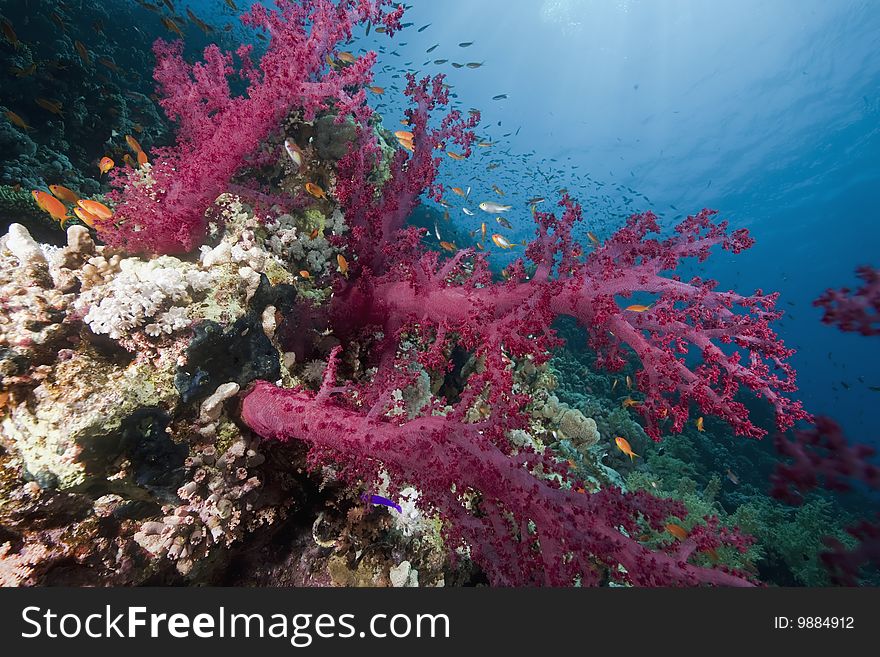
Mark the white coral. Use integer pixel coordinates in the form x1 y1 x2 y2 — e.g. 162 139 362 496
77 256 214 340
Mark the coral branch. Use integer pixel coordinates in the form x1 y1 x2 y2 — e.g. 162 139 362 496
241 381 754 586
771 417 880 505
102 0 403 253
814 266 880 336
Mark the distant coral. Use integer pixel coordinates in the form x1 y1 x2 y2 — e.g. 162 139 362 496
814 266 880 336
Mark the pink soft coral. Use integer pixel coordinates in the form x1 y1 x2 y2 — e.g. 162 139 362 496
241 65 807 584
101 0 403 253
814 266 880 336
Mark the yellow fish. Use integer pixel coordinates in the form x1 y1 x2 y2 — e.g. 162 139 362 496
614 436 640 461
447 151 465 160
367 86 384 95
337 254 349 276
299 270 311 279
439 241 457 252
337 51 357 64
137 149 149 167
696 416 705 432
625 304 652 313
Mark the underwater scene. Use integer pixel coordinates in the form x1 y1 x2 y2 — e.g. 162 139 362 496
0 0 878 587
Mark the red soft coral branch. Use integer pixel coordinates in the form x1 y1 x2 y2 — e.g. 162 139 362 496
102 0 402 253
328 198 808 440
336 72 479 273
771 417 880 505
814 266 880 336
241 381 755 586
771 417 880 584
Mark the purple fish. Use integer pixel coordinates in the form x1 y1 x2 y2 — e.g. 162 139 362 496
361 493 402 513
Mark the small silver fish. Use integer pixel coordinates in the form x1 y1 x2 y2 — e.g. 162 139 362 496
462 207 475 216
479 201 512 214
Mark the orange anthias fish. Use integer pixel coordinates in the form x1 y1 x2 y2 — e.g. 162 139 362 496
32 190 69 224
161 17 185 38
447 151 465 160
137 149 149 166
439 241 457 252
621 396 639 409
299 270 311 279
98 156 114 174
337 51 357 64
77 199 112 220
2 20 19 48
614 436 640 461
123 153 137 168
491 233 512 249
450 187 465 197
35 98 63 115
665 523 689 541
625 304 652 313
587 231 600 246
10 63 36 77
337 254 349 276
49 185 79 204
304 182 326 199
74 40 90 66
125 134 143 153
73 206 99 229
696 416 705 432
4 110 30 131
394 130 413 141
367 86 384 95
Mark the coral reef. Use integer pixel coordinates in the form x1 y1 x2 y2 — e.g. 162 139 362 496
2 0 859 590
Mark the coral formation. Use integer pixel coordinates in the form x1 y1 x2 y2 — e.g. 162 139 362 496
3 0 872 590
